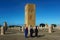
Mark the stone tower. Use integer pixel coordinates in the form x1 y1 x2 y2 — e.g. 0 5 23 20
25 4 35 27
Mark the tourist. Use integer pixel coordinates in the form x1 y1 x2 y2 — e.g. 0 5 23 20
30 26 34 37
24 27 28 38
35 26 38 37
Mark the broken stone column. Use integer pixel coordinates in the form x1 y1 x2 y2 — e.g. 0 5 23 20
1 26 5 35
37 26 39 31
45 24 48 28
48 25 52 33
45 24 48 32
4 22 8 31
51 25 54 30
41 26 42 29
19 27 20 31
22 26 24 32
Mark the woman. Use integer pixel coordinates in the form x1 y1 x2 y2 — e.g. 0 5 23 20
24 27 28 38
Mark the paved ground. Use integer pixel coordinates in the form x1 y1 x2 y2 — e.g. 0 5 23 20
0 29 60 40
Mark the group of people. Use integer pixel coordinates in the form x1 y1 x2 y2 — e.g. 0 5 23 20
24 26 38 38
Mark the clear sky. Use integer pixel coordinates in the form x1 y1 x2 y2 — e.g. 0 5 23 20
0 0 60 26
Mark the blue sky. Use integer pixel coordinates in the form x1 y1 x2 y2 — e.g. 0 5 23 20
0 0 60 25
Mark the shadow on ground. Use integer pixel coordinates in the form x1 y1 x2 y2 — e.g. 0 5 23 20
27 34 45 38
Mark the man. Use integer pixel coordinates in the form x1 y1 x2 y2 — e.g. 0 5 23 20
30 26 34 37
35 26 38 37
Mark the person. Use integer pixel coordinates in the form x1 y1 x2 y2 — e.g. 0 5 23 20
30 26 34 37
35 26 38 37
24 27 28 38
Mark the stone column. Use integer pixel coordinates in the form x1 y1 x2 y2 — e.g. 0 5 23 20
45 24 48 28
1 26 5 35
38 26 40 31
19 27 20 31
22 26 24 32
45 24 48 32
4 22 7 31
51 25 54 30
48 25 52 33
41 26 42 29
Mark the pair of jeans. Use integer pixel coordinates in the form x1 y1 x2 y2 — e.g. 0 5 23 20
25 32 28 38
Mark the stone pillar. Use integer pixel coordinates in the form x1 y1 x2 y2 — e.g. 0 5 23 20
41 26 42 28
38 26 40 31
45 24 48 28
22 26 24 32
51 25 54 30
1 26 5 35
48 25 52 33
4 22 7 31
45 24 48 32
19 27 20 31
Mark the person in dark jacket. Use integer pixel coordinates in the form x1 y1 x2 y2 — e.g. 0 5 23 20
30 27 34 37
24 27 28 38
35 26 38 37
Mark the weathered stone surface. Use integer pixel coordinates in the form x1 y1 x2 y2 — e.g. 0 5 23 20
25 4 35 27
45 24 48 28
4 22 8 31
21 26 24 32
48 25 53 33
1 27 5 35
